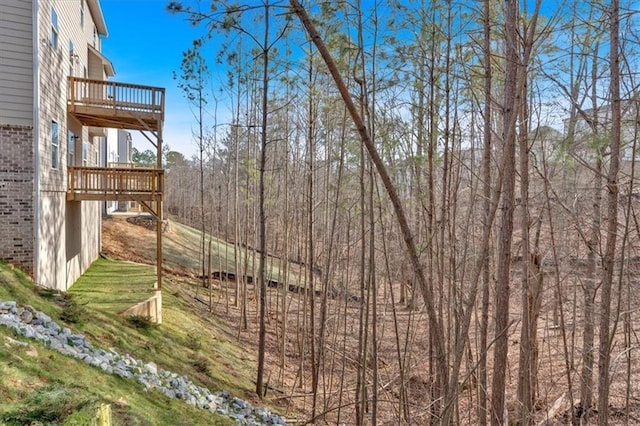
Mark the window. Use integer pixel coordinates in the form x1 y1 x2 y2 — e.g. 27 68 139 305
51 121 59 168
82 142 88 166
51 7 59 49
80 0 84 28
68 131 75 166
68 40 75 76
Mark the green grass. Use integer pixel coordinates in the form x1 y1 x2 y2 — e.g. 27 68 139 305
70 257 156 313
0 259 261 425
166 221 312 290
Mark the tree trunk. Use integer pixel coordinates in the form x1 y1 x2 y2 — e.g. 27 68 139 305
478 0 493 424
256 1 270 398
491 1 519 423
597 1 621 422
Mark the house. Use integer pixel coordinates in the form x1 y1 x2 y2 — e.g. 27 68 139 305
103 128 137 214
562 99 639 162
0 1 165 299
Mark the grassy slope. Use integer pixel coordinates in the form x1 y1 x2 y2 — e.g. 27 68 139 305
0 259 261 425
104 216 310 290
167 220 309 285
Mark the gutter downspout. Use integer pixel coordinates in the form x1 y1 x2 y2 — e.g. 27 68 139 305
32 0 40 283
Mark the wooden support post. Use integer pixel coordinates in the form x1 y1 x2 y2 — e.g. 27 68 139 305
155 121 163 292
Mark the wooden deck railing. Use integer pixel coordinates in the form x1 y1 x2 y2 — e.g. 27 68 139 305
108 162 148 169
67 166 164 201
68 77 165 119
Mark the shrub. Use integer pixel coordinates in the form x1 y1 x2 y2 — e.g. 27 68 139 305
185 329 202 351
60 295 86 324
191 355 210 375
126 315 155 330
1 384 93 424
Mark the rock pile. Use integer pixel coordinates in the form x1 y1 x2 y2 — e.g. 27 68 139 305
0 301 288 425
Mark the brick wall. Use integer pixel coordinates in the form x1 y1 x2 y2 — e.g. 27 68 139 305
0 125 34 274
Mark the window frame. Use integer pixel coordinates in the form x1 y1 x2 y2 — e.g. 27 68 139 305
51 7 59 49
67 131 76 167
80 0 85 28
68 40 75 76
51 121 59 169
82 141 88 166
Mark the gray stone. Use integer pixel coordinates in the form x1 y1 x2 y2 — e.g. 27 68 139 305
46 321 61 334
100 363 113 374
0 316 19 329
62 344 78 356
185 394 196 406
19 309 33 324
67 334 85 347
22 324 36 339
144 361 157 375
162 388 176 399
34 311 51 325
0 301 17 311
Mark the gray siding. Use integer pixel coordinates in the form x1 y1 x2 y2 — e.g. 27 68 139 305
0 1 34 126
1 0 111 290
35 0 104 289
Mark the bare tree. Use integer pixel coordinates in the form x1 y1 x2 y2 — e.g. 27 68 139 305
597 0 621 422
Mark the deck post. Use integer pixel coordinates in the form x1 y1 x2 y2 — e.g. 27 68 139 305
156 121 163 292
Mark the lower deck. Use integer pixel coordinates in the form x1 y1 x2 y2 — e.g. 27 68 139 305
67 166 164 202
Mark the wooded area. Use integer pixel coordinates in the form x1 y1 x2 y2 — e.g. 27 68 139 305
160 1 639 424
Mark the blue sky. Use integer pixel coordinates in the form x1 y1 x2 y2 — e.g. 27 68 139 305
100 0 210 159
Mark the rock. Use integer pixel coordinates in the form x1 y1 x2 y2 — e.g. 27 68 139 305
19 309 33 324
22 324 36 339
255 407 275 423
0 315 19 329
0 301 17 312
115 369 133 379
162 388 176 399
62 344 78 356
33 311 52 326
144 361 157 375
46 321 61 335
185 394 196 406
67 334 85 347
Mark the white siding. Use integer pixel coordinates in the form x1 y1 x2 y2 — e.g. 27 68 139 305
0 1 34 126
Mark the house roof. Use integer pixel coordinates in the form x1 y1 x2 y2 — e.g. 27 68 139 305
87 0 108 37
88 44 115 77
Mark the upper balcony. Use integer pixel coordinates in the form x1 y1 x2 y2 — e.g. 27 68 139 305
67 77 165 132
